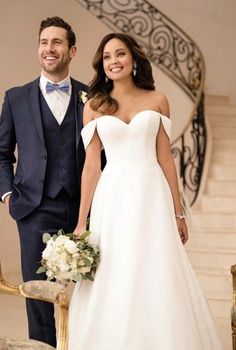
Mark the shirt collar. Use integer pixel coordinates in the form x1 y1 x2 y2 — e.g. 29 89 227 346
39 73 72 95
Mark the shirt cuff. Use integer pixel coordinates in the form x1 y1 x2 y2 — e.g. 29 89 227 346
2 192 12 202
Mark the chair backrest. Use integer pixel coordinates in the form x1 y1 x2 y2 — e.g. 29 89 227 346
0 260 69 350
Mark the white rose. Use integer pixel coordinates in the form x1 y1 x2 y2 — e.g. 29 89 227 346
55 235 67 246
60 251 68 262
56 271 70 281
42 239 55 259
71 260 78 269
46 270 54 279
59 261 70 272
79 266 91 274
64 239 78 254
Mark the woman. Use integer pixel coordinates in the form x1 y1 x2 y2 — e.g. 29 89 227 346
68 33 223 350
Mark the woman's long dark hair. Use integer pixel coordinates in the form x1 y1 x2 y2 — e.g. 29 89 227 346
89 33 155 114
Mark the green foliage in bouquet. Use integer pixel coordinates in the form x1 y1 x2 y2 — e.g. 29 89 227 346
37 229 100 284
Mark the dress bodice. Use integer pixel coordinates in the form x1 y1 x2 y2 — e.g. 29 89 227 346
81 110 171 166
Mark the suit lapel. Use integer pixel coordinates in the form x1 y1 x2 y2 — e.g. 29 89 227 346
71 78 85 149
27 78 46 148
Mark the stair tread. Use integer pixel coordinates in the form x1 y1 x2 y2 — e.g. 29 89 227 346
193 266 231 276
204 290 231 301
193 210 236 215
211 164 236 168
212 151 236 155
189 227 236 235
207 179 236 183
206 106 236 114
192 210 236 215
202 194 236 198
187 245 236 253
205 94 229 104
190 227 236 233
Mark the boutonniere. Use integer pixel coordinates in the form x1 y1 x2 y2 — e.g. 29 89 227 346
79 90 88 104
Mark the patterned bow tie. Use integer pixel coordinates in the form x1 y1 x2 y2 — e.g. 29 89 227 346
46 81 69 93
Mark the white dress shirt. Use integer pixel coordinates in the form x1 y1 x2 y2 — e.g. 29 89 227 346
1 74 72 202
39 73 72 125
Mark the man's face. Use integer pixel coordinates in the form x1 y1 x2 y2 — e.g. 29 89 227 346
38 26 76 78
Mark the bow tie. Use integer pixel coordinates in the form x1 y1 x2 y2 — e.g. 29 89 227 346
46 81 69 93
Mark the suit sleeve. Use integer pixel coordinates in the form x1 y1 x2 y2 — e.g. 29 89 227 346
0 91 16 201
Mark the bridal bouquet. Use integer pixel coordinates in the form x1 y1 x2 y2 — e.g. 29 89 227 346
37 229 100 284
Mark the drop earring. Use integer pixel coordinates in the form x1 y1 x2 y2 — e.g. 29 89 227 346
133 62 137 77
105 75 109 83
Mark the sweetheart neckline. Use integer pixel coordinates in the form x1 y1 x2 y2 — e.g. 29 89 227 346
81 110 172 148
86 110 170 127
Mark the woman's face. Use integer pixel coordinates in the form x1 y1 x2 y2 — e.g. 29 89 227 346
103 38 134 81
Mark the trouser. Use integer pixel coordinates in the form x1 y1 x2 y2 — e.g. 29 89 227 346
16 189 79 347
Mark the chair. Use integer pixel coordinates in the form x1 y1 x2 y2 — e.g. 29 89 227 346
0 260 69 350
231 265 236 350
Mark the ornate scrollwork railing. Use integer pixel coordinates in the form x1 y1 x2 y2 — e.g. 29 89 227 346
76 0 206 205
171 94 206 205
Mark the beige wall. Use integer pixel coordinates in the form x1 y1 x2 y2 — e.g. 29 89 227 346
0 0 234 274
151 0 236 102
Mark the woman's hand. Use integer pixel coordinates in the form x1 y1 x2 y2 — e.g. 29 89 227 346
176 218 188 244
4 194 11 210
73 224 86 239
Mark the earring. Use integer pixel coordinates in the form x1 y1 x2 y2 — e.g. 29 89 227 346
133 62 137 77
105 75 109 83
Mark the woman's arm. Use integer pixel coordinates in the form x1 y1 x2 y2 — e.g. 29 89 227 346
74 104 102 237
156 94 188 244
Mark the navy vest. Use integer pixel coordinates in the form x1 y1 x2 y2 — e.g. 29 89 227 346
40 92 79 198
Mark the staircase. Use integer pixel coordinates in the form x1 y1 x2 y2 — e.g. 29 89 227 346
187 95 236 350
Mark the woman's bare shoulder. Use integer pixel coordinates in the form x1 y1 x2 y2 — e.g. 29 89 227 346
83 99 100 125
145 90 170 117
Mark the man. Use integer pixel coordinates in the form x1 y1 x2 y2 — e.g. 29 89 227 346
0 17 87 347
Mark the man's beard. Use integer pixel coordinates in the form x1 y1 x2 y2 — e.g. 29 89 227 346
42 56 70 75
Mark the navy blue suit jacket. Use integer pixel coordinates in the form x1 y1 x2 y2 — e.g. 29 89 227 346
0 77 88 220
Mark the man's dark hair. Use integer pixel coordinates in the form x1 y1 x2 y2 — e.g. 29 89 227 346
39 16 76 48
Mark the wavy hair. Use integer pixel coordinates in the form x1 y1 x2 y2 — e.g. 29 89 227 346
89 33 155 114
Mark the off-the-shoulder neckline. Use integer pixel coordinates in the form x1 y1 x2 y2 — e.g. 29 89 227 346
83 110 170 127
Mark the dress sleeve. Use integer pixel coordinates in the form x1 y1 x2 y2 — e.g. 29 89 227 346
81 120 97 150
160 115 172 139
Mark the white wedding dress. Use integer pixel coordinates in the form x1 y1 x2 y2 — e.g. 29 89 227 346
68 110 223 350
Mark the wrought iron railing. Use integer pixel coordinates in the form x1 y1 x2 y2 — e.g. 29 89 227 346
76 0 206 205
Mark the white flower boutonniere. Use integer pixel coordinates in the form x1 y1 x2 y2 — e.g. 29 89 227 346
79 90 88 104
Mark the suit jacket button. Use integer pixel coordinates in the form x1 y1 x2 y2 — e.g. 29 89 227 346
39 179 44 185
42 155 47 160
